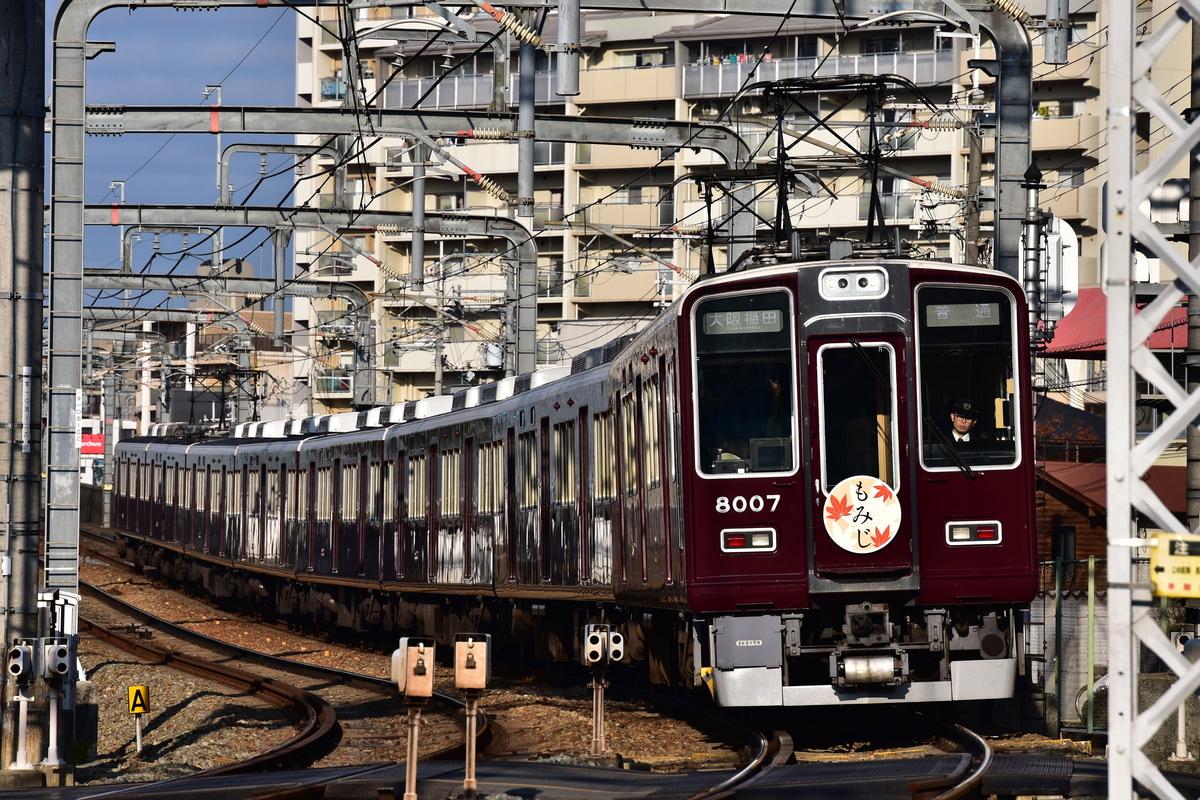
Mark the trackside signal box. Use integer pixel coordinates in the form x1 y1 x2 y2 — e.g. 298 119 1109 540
7 640 35 683
1151 534 1200 599
582 624 624 665
391 636 435 698
454 633 491 691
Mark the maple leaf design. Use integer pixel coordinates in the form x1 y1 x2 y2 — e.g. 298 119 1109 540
870 526 892 548
873 483 894 503
826 493 853 523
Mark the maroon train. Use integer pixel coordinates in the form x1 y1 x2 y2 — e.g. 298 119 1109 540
113 257 1037 706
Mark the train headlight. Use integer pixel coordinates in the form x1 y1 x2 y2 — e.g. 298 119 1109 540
945 521 1002 546
819 267 888 300
721 527 776 553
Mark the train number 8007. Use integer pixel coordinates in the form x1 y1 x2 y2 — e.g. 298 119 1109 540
715 495 781 513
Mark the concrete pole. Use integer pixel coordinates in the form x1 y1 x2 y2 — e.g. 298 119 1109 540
517 15 536 218
411 143 429 291
0 0 47 780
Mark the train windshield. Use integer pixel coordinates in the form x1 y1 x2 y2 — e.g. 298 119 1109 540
917 285 1019 469
693 291 796 475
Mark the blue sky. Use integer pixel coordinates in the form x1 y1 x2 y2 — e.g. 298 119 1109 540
50 3 299 276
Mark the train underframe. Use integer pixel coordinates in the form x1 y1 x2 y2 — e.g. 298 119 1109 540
698 601 1022 706
118 535 1021 706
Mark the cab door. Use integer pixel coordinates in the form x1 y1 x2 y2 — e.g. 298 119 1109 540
809 335 914 580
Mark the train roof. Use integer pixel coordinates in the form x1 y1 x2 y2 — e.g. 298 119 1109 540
140 333 638 445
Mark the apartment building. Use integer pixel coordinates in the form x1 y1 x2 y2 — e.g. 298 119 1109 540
292 3 1104 413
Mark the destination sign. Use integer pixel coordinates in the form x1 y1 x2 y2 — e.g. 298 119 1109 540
703 309 784 336
925 302 1001 328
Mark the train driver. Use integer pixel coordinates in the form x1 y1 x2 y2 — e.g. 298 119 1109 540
947 399 987 446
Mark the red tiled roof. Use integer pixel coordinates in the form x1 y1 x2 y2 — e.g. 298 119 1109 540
1043 287 1186 359
1040 460 1184 515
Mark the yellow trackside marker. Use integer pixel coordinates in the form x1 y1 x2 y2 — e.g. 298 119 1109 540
128 685 149 715
1151 534 1200 599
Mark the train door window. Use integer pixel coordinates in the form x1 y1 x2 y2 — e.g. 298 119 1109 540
693 290 796 475
228 467 240 518
316 467 331 523
266 467 281 561
593 410 616 501
248 466 260 524
553 420 576 506
643 375 662 488
198 467 210 520
916 285 1018 469
369 461 382 523
442 449 462 516
381 460 394 522
478 442 501 513
621 393 639 495
578 407 591 577
342 461 359 523
817 342 898 491
294 468 306 530
518 431 537 508
407 455 427 518
266 469 280 517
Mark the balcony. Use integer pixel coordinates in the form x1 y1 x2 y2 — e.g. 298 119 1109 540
1029 115 1101 154
576 65 676 104
1041 185 1100 225
683 51 956 99
383 71 562 111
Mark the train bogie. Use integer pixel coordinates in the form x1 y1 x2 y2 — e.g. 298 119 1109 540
113 258 1037 708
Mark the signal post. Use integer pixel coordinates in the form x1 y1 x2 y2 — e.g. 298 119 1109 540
583 624 624 757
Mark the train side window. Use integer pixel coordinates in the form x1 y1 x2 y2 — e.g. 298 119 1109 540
693 290 796 475
916 285 1019 469
817 342 898 490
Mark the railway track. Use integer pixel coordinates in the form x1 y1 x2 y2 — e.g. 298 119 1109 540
80 581 476 776
75 527 1009 799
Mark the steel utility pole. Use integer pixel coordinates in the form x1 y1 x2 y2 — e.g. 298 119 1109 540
0 0 48 785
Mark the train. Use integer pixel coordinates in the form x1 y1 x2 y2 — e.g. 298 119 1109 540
112 256 1038 707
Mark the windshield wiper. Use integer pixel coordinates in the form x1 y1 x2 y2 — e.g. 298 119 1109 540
923 415 975 479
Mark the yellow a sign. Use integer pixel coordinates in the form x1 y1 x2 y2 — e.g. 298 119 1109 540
128 685 149 715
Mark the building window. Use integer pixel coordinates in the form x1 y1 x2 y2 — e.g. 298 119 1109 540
614 49 666 68
612 186 643 205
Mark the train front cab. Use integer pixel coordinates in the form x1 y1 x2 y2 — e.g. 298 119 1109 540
683 261 1037 707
